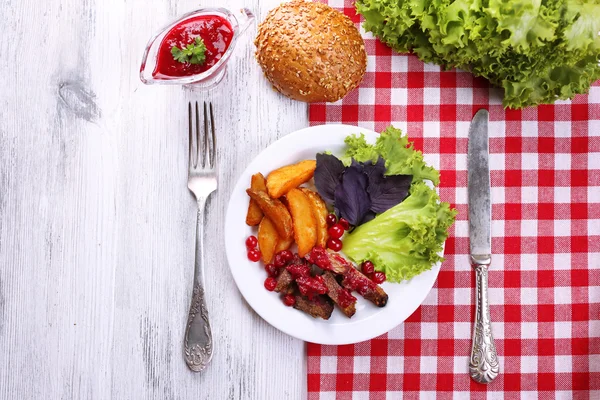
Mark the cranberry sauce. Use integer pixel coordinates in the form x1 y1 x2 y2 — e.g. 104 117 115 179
153 14 234 78
337 288 357 309
342 268 377 296
305 246 333 271
296 276 328 300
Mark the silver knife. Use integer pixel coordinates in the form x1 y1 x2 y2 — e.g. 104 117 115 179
467 109 500 384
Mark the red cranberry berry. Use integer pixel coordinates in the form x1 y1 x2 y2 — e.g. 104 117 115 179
245 235 258 249
372 271 386 284
328 224 344 239
326 213 337 227
265 264 279 277
264 277 277 291
247 249 261 262
283 294 296 307
361 260 375 275
274 253 286 268
326 238 343 252
279 250 294 263
338 218 350 231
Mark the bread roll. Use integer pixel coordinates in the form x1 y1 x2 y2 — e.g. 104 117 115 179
254 1 367 103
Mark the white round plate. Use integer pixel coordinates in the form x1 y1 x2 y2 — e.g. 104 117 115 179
224 124 442 345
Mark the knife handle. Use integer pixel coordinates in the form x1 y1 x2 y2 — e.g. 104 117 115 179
469 256 499 384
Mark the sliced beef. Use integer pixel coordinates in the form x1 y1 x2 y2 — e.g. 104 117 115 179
308 247 388 308
342 267 388 307
275 269 294 294
322 271 356 318
293 295 334 320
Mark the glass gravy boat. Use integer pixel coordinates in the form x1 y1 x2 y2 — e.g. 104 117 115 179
140 7 254 90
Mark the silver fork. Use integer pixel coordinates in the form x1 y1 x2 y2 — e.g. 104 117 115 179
184 101 217 372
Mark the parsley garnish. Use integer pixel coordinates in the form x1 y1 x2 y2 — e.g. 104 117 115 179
171 37 207 65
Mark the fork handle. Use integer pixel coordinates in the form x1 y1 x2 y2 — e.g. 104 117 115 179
469 256 499 384
184 199 213 372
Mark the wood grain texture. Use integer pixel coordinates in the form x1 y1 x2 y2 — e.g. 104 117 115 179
0 0 307 399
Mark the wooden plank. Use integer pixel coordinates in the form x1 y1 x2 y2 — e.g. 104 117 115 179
0 0 307 398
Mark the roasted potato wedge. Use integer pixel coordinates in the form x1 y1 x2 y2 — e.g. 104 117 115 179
246 173 267 226
286 188 317 257
246 189 293 240
258 217 279 263
274 235 294 253
266 160 317 198
301 188 329 248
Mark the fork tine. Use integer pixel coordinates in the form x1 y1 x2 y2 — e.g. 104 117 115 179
188 102 194 169
195 101 201 168
203 102 210 168
209 102 216 168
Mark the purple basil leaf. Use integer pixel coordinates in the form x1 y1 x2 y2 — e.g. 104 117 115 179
362 157 386 183
368 173 412 213
361 211 377 224
315 153 345 204
334 164 371 225
347 210 375 233
350 158 364 170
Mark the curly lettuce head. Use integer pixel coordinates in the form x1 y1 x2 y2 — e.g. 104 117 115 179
356 0 600 108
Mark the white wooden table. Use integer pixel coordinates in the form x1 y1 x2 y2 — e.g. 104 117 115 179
0 1 307 398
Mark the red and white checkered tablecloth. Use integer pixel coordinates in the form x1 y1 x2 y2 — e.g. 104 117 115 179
307 1 600 398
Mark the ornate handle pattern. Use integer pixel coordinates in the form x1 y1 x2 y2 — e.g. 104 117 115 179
469 256 499 384
184 201 213 372
184 283 213 372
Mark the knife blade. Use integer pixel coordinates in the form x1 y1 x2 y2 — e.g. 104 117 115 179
468 109 491 258
467 108 499 384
